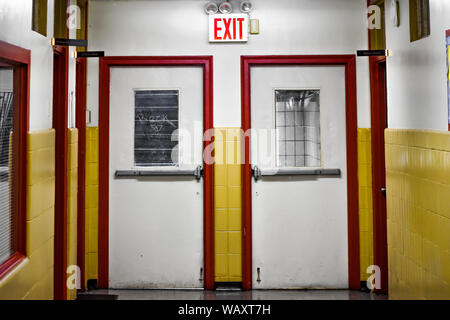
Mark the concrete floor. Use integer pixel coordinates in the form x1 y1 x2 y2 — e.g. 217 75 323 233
81 289 388 300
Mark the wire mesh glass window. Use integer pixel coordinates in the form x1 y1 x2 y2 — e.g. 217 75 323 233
275 89 321 167
0 67 15 265
134 90 179 167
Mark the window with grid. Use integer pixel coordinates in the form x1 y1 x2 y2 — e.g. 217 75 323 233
0 68 15 265
275 89 321 167
134 90 179 167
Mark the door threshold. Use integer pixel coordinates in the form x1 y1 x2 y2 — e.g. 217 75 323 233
214 282 242 291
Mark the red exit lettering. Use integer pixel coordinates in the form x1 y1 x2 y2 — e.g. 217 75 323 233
214 17 245 41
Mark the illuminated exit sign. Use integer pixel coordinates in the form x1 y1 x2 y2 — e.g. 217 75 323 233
209 14 249 42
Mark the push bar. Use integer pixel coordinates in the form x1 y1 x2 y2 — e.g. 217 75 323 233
115 165 203 180
252 166 341 181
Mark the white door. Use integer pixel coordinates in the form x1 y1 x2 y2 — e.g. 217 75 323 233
251 66 349 289
109 66 204 289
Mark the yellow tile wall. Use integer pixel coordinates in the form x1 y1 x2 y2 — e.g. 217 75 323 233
85 127 99 285
385 129 450 299
0 129 55 300
214 128 242 282
358 129 374 282
67 129 78 300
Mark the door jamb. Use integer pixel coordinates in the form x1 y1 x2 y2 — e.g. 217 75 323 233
369 55 388 294
75 57 87 291
240 55 360 290
53 45 69 300
97 56 215 289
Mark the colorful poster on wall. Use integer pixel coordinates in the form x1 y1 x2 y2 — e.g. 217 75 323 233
447 30 450 129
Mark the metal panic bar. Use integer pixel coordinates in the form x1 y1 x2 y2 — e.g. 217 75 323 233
115 166 203 180
252 166 341 181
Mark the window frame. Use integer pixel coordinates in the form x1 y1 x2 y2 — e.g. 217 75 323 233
0 40 30 280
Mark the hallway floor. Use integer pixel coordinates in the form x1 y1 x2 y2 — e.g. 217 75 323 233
80 289 388 300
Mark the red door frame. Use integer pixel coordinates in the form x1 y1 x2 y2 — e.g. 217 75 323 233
97 56 214 289
0 40 30 280
53 45 69 300
75 57 87 291
369 56 388 294
240 55 360 290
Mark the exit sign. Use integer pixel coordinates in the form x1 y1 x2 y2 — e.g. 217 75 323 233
209 14 248 42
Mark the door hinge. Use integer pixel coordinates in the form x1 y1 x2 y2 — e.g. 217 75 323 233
199 267 203 282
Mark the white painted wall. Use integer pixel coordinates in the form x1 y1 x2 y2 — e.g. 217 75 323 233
87 0 372 128
385 0 450 130
0 0 78 131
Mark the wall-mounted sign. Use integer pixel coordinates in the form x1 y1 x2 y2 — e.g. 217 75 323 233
357 50 389 57
76 51 105 58
51 38 88 47
209 14 248 42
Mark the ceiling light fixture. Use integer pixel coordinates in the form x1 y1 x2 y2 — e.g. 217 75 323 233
219 1 233 14
240 1 253 13
204 1 219 15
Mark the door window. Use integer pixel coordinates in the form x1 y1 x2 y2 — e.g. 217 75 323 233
275 89 321 167
134 90 179 167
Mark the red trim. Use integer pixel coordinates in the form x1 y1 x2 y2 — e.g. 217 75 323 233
0 40 30 280
370 56 389 294
75 0 88 291
13 55 30 257
54 3 70 295
98 56 214 290
76 58 87 291
53 46 69 300
0 41 31 65
0 253 26 280
240 55 360 290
